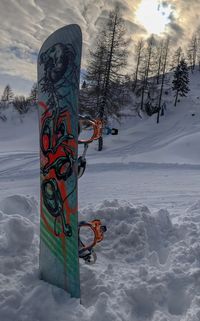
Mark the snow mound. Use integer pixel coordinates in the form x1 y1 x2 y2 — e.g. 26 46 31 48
0 213 34 255
5 214 34 251
80 200 200 320
0 194 38 220
0 198 200 320
80 200 175 264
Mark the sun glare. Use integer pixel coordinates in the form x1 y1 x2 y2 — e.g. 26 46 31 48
135 0 172 35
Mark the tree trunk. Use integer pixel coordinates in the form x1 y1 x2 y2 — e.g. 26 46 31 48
99 13 117 120
157 38 169 123
98 136 103 151
156 42 163 84
174 90 178 106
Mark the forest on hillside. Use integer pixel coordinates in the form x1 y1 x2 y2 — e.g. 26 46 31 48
1 6 199 124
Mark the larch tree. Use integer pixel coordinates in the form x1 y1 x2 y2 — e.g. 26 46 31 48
85 6 129 121
157 37 170 124
155 40 164 84
171 47 183 70
82 38 107 116
187 33 198 72
138 35 155 112
132 39 144 91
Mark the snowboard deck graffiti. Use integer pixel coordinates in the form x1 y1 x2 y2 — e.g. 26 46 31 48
37 25 82 298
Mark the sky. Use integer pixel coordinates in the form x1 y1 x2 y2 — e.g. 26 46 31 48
0 0 199 96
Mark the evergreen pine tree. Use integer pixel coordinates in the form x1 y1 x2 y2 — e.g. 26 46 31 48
81 80 87 89
172 58 190 106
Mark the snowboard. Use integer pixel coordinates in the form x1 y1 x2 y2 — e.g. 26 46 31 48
37 24 82 298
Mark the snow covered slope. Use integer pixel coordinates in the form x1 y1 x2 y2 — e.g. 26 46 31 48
1 71 200 321
88 72 200 166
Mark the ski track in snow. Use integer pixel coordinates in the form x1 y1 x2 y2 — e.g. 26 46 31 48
0 152 39 179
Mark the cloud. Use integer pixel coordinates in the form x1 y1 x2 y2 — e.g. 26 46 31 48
0 0 199 95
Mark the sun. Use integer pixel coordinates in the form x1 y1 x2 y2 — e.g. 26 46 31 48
135 0 172 35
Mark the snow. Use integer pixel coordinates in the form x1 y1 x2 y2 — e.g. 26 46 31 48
1 72 200 320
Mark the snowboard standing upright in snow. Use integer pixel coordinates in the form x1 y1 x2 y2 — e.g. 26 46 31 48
37 25 82 298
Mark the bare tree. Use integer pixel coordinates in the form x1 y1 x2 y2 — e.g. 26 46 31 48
157 37 170 124
99 6 129 120
187 33 198 72
138 35 155 112
155 40 164 84
13 96 30 114
144 35 155 86
84 6 130 150
28 83 38 105
132 39 144 91
82 39 107 115
171 46 183 70
195 27 200 71
85 6 129 121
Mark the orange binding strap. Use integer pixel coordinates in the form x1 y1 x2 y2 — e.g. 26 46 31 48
78 119 103 144
78 219 106 254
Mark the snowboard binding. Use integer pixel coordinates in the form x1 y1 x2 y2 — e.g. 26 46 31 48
78 220 107 264
78 116 106 263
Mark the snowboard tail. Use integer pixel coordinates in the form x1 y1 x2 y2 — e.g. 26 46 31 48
38 25 82 298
